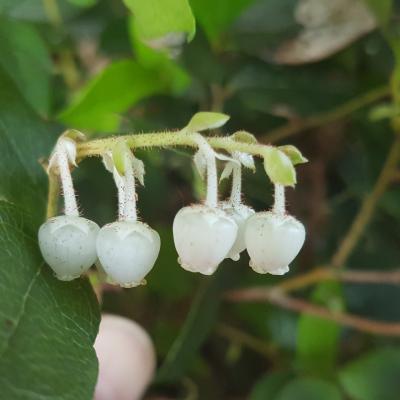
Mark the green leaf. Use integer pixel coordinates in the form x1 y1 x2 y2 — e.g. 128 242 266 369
112 141 131 176
339 348 400 400
128 15 191 93
0 67 100 399
296 282 343 376
250 372 292 400
0 18 51 116
185 111 230 132
67 0 97 7
59 60 168 132
364 0 392 26
263 147 296 186
190 0 256 42
231 130 258 144
123 0 195 49
156 269 228 382
278 145 308 165
275 378 343 400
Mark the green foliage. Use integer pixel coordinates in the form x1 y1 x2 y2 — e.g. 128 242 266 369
59 60 170 132
339 348 400 400
275 378 343 400
123 0 195 47
190 0 255 42
185 111 230 132
0 18 51 116
67 0 97 7
0 67 100 399
364 0 393 26
231 130 258 144
1 0 400 398
278 145 308 165
250 372 293 399
263 147 296 186
296 282 343 376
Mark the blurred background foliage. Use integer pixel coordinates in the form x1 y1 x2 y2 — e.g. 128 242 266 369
1 0 400 398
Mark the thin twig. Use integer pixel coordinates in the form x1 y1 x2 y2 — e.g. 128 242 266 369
226 267 400 297
263 85 390 143
331 137 400 268
216 323 279 360
225 289 400 337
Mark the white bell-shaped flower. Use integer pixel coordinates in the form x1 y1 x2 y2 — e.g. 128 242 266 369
221 202 255 261
245 211 305 275
96 221 160 288
38 216 100 281
173 205 238 275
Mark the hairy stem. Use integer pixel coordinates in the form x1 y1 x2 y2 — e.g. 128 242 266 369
123 153 137 222
229 163 242 207
77 133 272 160
273 184 285 216
57 148 79 217
192 134 218 208
113 168 125 221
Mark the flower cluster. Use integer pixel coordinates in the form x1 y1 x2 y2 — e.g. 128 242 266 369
38 113 306 287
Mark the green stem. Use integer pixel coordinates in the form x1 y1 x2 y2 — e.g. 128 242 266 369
77 132 272 160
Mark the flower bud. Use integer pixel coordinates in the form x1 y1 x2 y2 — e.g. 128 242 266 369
245 211 305 275
38 216 99 280
173 205 238 275
96 221 160 287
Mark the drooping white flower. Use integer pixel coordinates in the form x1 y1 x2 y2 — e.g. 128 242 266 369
245 211 305 275
96 221 160 288
38 216 100 281
173 205 238 275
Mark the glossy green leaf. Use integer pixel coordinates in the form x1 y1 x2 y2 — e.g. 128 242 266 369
250 372 292 400
0 18 51 116
123 0 195 49
190 0 255 41
185 111 230 132
59 60 168 132
278 145 308 165
339 348 400 400
67 0 97 7
263 147 296 186
275 378 343 400
296 282 342 376
0 67 100 399
128 16 191 93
